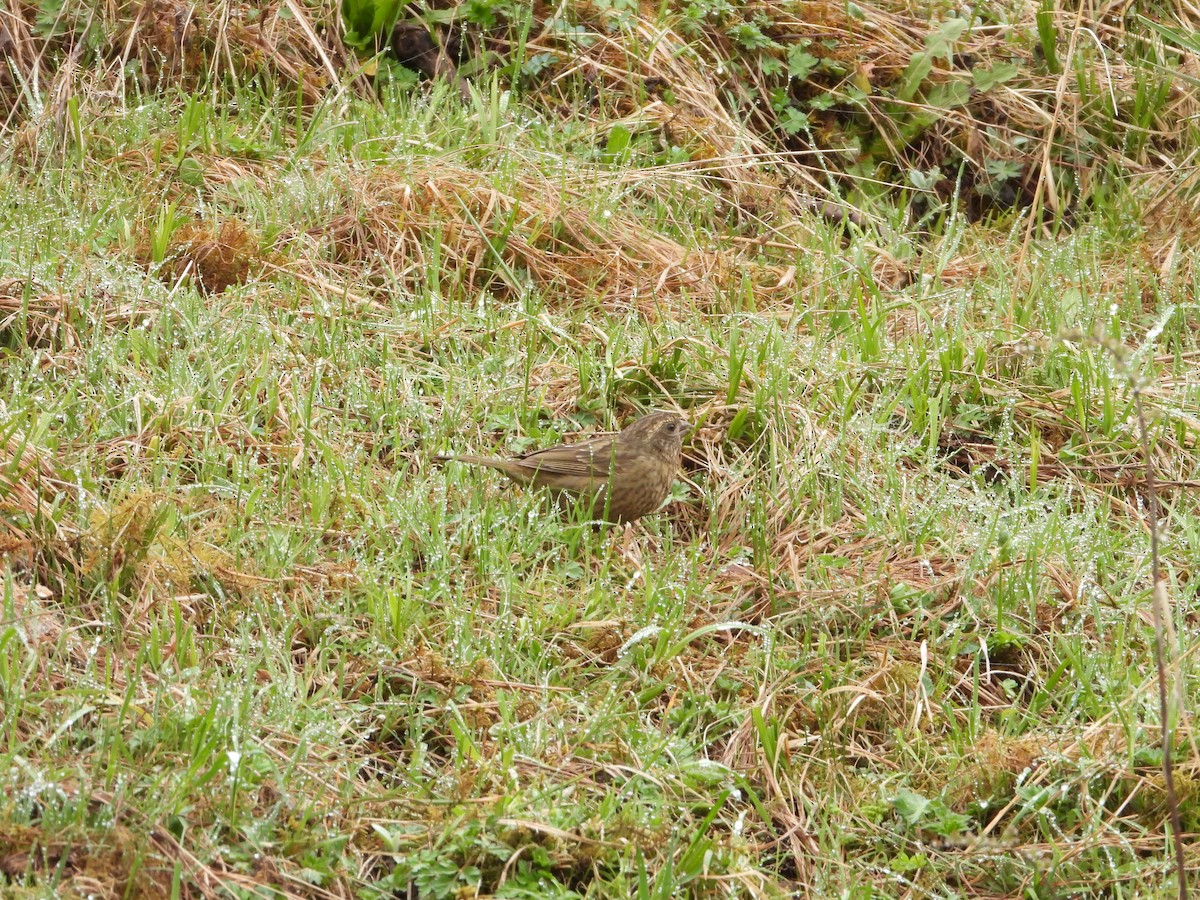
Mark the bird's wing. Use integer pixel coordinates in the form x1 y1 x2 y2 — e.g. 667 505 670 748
515 436 617 478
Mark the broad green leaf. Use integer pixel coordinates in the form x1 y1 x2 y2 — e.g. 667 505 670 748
787 46 818 79
926 17 969 58
893 788 931 824
972 61 1019 91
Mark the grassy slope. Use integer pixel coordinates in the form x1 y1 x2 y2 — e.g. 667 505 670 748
1 15 1199 900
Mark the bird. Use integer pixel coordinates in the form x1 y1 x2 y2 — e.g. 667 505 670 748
436 411 691 523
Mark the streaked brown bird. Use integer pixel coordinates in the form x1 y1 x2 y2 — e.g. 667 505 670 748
437 411 691 523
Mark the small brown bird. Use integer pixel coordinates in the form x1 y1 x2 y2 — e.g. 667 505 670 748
437 411 691 523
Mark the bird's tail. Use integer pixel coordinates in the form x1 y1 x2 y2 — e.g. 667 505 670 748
435 454 506 470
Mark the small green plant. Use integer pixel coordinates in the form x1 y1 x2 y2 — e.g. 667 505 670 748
342 0 407 52
892 788 972 837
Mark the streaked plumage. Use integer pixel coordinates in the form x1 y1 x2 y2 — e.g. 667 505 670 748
437 411 690 522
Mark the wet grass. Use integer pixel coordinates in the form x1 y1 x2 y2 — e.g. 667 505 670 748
0 37 1197 900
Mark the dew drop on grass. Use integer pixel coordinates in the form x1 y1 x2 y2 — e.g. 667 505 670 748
733 806 747 835
619 625 661 657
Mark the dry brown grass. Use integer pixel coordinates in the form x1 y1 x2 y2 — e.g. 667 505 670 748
0 430 65 542
138 218 265 294
0 279 78 351
10 0 1194 225
281 162 789 314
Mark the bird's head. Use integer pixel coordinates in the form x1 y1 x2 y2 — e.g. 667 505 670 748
620 411 692 457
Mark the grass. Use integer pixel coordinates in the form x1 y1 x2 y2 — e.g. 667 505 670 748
1 3 1199 897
